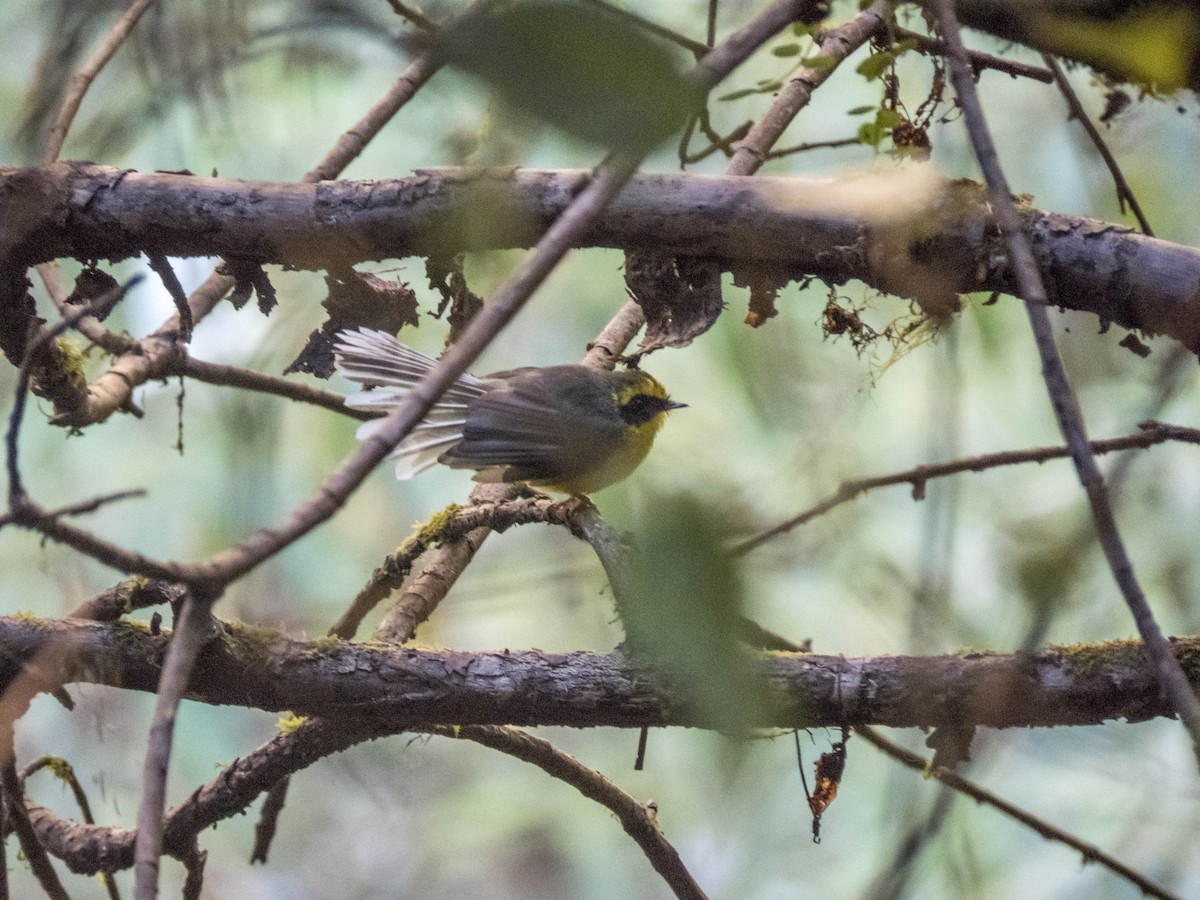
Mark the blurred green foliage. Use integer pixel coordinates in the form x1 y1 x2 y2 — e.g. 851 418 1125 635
1029 1 1200 91
3 0 1200 897
623 492 766 736
421 1 697 150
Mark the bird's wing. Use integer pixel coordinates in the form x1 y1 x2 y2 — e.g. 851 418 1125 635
335 328 487 406
439 367 623 481
333 328 488 479
354 417 468 478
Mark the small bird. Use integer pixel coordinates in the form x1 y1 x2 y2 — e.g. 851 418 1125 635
334 328 684 495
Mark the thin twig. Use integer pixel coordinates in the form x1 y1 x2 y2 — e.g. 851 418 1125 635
577 0 711 55
7 496 195 581
561 499 634 605
37 264 133 355
765 135 860 158
303 33 447 183
20 758 95 822
584 300 647 369
692 0 826 90
146 253 193 343
69 578 185 622
930 0 1200 764
727 0 889 176
856 726 1181 900
7 279 137 506
439 725 709 900
181 356 371 419
0 489 144 531
2 757 69 899
133 590 214 900
249 778 289 864
386 0 437 31
40 0 159 164
35 0 159 346
180 845 207 900
1042 54 1153 235
734 421 1200 555
21 756 121 899
682 117 752 163
63 40 450 429
894 26 1053 83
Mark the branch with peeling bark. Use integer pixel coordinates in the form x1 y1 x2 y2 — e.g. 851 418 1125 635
1 615 1193 729
5 165 1198 375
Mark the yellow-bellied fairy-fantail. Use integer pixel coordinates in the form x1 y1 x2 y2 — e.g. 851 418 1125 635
335 328 684 495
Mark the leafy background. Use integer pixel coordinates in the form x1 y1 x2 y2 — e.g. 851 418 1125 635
3 0 1200 896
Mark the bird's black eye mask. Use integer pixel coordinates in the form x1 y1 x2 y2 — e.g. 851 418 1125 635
619 393 681 426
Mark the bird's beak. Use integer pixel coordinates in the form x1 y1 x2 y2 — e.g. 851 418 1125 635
666 400 687 410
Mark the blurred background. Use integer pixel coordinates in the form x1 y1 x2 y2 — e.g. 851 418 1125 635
3 0 1200 896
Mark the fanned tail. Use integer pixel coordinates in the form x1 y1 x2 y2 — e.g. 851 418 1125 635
333 328 487 479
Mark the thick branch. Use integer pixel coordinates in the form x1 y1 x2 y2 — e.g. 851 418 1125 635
0 616 1193 729
6 164 1199 351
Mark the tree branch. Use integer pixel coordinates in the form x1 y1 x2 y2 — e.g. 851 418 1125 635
2 615 1195 730
437 725 708 900
2 757 69 899
8 165 1199 354
19 42 451 430
180 355 371 419
932 0 1200 765
1043 53 1153 235
332 494 596 640
894 25 1053 83
134 590 214 900
28 712 709 900
25 715 396 875
20 756 121 900
733 421 1200 555
856 726 1181 900
727 0 889 175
